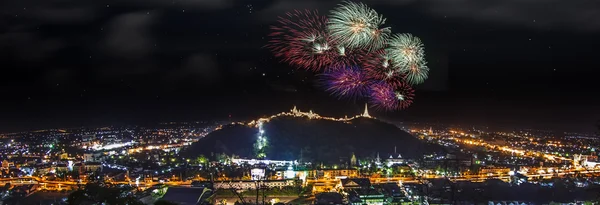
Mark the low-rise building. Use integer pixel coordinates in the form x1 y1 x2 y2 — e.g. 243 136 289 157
54 164 68 172
480 166 510 176
315 192 345 205
213 179 294 190
1 160 14 170
347 188 385 205
386 154 405 167
339 178 371 190
72 162 101 174
309 169 359 180
35 164 52 176
83 152 104 162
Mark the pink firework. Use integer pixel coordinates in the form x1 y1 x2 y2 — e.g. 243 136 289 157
321 66 371 100
369 81 415 111
328 46 367 70
361 49 402 83
267 10 336 71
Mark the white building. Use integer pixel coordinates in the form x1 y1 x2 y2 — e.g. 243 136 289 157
230 158 297 166
84 152 104 162
386 154 405 167
213 180 295 190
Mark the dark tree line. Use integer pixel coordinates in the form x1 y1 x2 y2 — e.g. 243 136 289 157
67 183 143 205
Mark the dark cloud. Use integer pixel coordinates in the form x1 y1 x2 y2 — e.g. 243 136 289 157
94 61 160 77
0 32 64 62
257 0 600 31
268 82 298 93
33 7 97 24
180 53 221 84
1 0 234 27
126 0 234 10
102 12 157 59
257 0 335 21
421 0 600 31
364 0 600 31
0 0 98 25
44 69 72 84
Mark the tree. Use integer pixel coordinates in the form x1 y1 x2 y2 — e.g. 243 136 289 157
67 183 144 205
253 136 269 159
196 155 208 166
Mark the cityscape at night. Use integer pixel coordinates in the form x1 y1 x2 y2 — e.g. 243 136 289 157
1 0 600 204
1 106 600 204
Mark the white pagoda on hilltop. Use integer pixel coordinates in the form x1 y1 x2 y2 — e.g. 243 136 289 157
362 103 371 118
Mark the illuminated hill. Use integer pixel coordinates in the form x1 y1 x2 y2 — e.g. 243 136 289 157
182 107 444 163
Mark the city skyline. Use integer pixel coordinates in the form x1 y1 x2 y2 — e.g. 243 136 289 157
1 103 600 204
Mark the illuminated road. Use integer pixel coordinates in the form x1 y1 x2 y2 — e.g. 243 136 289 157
1 169 599 190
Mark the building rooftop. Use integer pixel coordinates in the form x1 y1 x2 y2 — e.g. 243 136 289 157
341 178 371 189
161 187 209 205
315 192 343 205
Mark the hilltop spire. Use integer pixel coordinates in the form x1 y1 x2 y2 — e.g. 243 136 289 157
362 103 370 118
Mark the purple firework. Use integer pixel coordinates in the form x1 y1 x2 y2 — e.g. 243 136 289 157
369 81 415 111
321 66 371 100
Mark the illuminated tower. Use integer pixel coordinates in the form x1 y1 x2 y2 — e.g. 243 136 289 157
350 153 357 167
254 121 268 159
362 103 371 118
428 127 433 135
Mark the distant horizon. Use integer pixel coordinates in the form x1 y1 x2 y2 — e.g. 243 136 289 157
1 103 596 136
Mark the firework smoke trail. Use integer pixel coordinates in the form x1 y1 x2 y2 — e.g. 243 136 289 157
321 66 371 100
267 10 335 71
328 1 390 50
369 81 415 111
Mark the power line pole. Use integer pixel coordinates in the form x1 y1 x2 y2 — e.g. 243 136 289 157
262 180 267 205
255 177 260 205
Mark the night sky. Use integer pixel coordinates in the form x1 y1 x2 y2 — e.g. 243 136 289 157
1 0 599 132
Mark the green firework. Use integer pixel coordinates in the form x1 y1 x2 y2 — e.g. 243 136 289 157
399 61 429 85
328 1 390 50
386 33 426 67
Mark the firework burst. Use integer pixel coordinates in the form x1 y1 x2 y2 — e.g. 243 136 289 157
265 4 432 112
267 10 335 71
386 33 429 84
369 81 414 111
386 33 425 67
361 49 401 82
328 1 390 50
328 46 366 70
400 61 429 85
321 66 371 99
